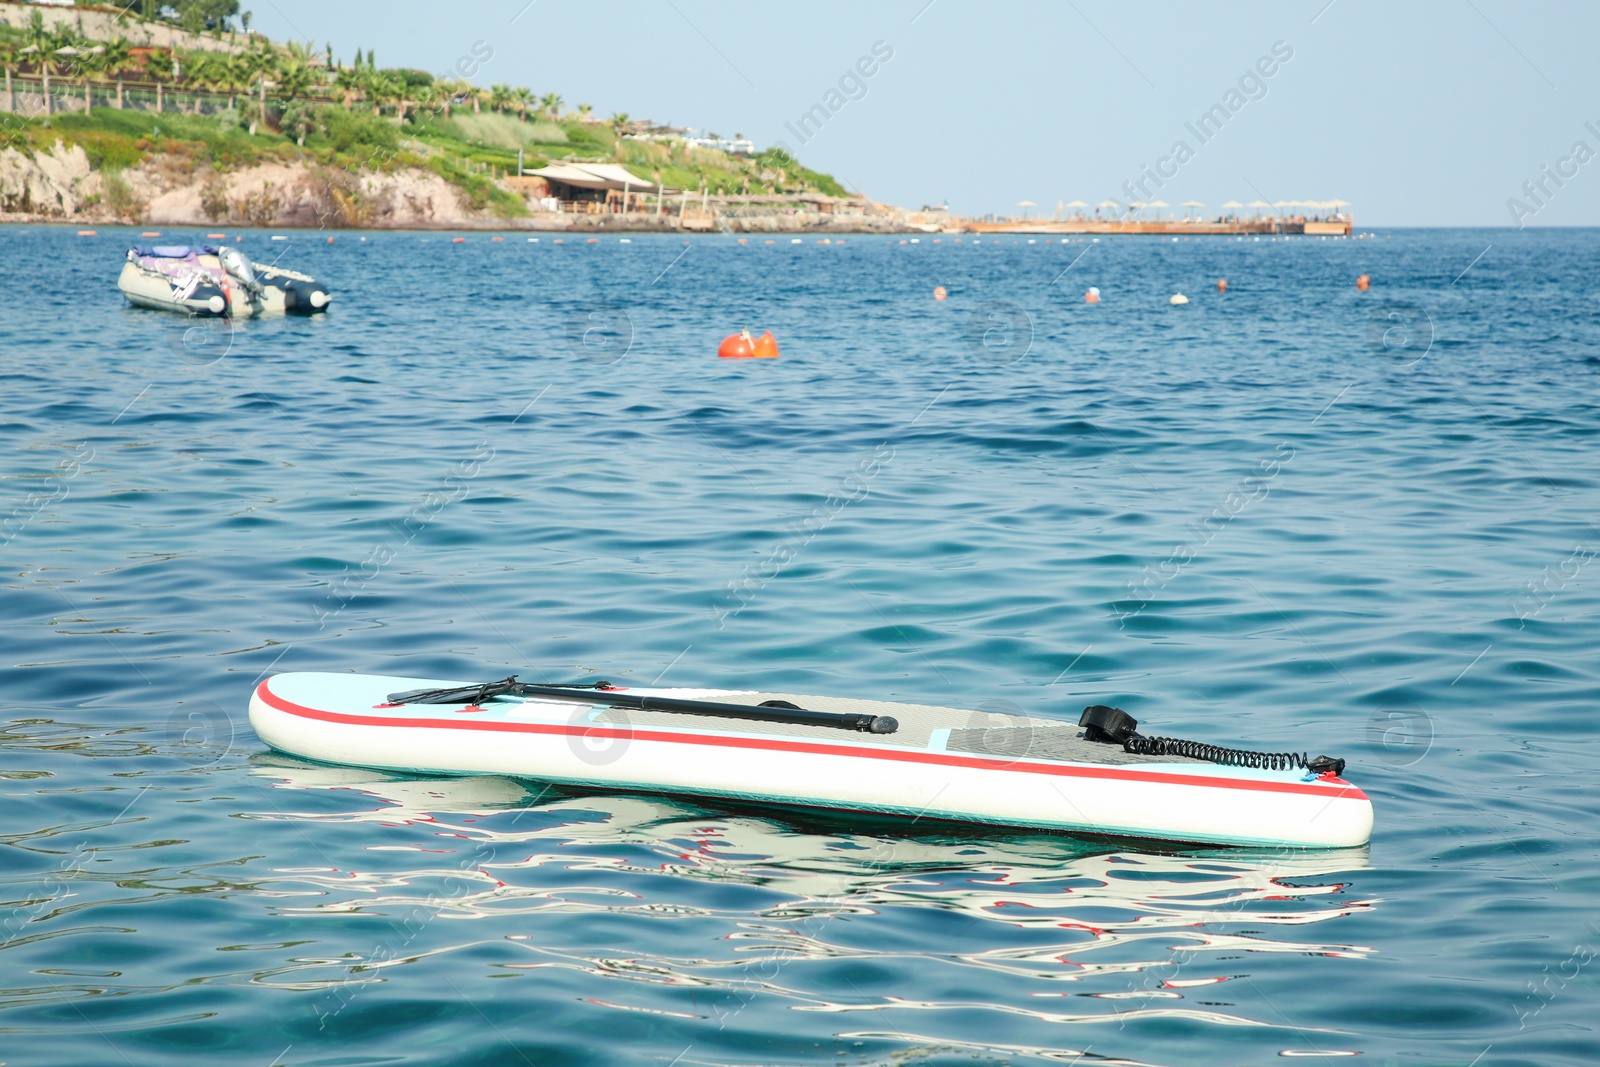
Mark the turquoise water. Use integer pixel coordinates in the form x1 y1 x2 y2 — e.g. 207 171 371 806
3 225 1598 1065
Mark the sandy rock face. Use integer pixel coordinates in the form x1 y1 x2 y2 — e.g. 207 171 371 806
358 169 468 228
0 142 93 216
138 161 470 228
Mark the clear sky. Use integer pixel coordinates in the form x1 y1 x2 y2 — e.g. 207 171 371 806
248 0 1600 227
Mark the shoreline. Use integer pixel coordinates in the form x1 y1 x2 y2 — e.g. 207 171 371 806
0 210 927 234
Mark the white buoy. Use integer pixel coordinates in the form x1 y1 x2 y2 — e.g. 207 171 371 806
1170 293 1189 305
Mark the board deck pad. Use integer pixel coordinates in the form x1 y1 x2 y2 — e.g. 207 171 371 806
587 689 1211 766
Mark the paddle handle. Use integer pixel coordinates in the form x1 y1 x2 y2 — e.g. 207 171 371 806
510 683 899 735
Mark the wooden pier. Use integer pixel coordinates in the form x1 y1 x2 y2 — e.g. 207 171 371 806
953 217 1352 237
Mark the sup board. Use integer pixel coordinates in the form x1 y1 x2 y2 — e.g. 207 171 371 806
249 672 1372 849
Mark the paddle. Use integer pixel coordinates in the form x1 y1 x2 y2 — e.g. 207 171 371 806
386 676 900 735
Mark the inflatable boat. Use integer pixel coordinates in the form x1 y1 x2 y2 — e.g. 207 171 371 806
117 244 330 317
248 672 1373 849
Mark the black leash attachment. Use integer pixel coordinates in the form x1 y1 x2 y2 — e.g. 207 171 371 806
385 676 898 735
1079 704 1346 777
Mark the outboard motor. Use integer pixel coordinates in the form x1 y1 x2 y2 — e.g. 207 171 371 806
217 246 262 295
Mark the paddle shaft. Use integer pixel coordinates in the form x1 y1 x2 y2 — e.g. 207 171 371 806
509 683 898 735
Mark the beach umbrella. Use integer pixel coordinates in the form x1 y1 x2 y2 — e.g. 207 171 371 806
1272 200 1290 208
1182 200 1204 208
1221 200 1243 209
1017 200 1037 207
1098 199 1120 208
1066 200 1087 208
1247 200 1271 208
1329 199 1351 208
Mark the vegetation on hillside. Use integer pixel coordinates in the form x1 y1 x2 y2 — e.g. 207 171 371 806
0 4 847 217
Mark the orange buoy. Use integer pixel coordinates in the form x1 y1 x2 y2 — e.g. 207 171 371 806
586 237 599 244
1356 273 1371 291
1217 278 1228 292
327 236 335 243
77 229 96 236
737 238 748 245
933 286 947 301
764 239 776 245
491 236 504 242
752 330 780 359
452 237 466 243
553 238 565 244
206 233 226 239
1085 287 1101 303
718 329 756 359
141 231 161 237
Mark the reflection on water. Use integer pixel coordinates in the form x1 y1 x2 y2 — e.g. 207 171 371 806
241 758 1374 1058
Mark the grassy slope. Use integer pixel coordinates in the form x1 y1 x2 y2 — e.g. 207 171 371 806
6 95 846 219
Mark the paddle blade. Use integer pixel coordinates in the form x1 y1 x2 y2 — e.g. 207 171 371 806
387 677 519 704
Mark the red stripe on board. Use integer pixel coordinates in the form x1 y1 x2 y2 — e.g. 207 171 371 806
253 680 1367 801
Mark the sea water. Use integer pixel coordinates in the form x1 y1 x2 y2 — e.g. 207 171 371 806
1 225 1597 1066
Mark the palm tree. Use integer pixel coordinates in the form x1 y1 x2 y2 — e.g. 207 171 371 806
388 75 415 122
274 52 316 119
191 52 237 113
609 111 630 136
241 41 275 131
146 46 172 113
440 77 471 118
540 91 562 121
0 40 18 115
577 102 593 123
488 83 512 115
512 85 533 123
282 40 315 68
220 51 250 111
101 37 132 109
180 52 210 107
410 79 443 124
68 41 107 115
334 64 364 109
366 70 402 118
20 11 57 117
